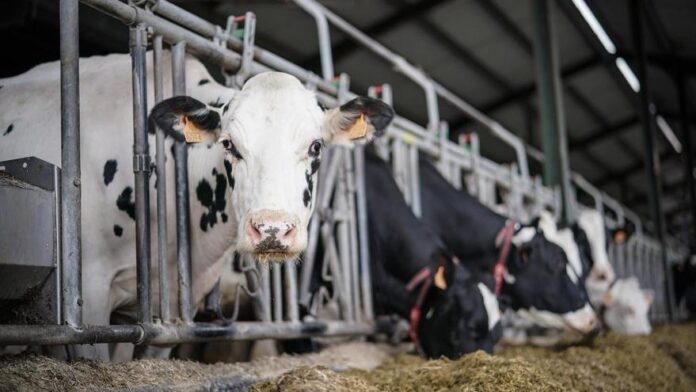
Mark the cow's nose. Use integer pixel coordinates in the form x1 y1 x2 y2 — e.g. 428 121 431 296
564 305 599 334
246 211 298 252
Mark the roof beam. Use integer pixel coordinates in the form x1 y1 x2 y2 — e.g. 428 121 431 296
569 115 639 151
457 55 600 121
299 0 452 69
595 149 678 187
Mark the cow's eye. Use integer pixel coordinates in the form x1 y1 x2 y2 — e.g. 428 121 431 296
221 139 243 160
308 140 323 158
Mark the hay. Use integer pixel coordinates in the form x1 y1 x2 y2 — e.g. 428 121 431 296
251 366 377 392
0 341 397 392
1 325 695 391
256 323 696 392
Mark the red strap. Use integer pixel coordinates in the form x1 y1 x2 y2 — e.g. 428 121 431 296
408 276 433 346
405 266 434 347
493 221 516 295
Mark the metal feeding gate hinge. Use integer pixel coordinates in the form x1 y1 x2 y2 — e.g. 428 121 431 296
133 154 151 173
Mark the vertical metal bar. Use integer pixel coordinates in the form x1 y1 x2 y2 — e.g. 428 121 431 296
284 263 300 322
59 0 82 327
272 264 283 321
261 264 272 321
153 35 170 322
293 0 334 80
630 0 674 321
409 144 422 217
532 0 573 225
676 72 696 252
130 24 152 323
335 150 354 321
171 41 194 323
353 146 374 320
344 153 361 321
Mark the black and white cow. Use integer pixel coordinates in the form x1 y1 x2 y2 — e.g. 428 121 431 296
564 209 653 335
364 148 501 358
417 157 597 334
0 52 393 359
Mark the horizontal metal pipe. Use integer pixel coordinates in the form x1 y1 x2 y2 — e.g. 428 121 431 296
150 0 336 95
0 320 394 346
0 325 145 346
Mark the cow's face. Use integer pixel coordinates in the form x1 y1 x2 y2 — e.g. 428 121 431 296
506 232 597 333
602 278 652 335
419 260 502 358
151 72 394 262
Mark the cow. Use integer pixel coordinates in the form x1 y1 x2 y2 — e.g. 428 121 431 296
364 147 501 358
0 52 393 359
570 209 652 335
417 156 597 334
672 255 696 317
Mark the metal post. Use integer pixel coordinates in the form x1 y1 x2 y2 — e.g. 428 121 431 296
172 41 194 323
676 72 696 252
532 0 573 225
353 146 374 320
130 24 152 323
59 0 82 327
283 263 300 322
630 0 674 320
153 35 170 322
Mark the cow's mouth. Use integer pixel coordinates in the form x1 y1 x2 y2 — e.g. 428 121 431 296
252 250 299 264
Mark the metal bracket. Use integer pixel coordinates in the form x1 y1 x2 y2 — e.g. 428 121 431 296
219 12 256 88
133 154 151 173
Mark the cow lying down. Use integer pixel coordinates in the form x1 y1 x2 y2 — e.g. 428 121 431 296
0 52 394 360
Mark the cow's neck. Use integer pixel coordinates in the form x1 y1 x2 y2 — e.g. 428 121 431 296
186 144 238 303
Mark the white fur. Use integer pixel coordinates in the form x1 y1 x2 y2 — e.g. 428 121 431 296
536 211 583 284
477 283 501 331
601 277 652 335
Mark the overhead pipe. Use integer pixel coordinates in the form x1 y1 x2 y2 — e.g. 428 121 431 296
293 0 335 81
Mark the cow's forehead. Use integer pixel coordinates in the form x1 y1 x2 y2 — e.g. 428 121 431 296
223 77 323 146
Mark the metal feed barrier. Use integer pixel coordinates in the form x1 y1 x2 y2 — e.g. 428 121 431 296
0 0 689 348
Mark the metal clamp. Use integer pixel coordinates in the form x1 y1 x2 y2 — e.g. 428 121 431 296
133 154 151 173
219 12 256 88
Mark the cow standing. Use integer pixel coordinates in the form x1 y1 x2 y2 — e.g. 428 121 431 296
0 52 393 359
364 148 501 358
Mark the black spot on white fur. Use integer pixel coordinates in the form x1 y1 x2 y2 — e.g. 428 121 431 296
3 124 13 136
224 160 235 190
198 79 210 86
113 225 123 237
196 172 227 232
208 97 224 108
103 160 117 186
116 187 136 220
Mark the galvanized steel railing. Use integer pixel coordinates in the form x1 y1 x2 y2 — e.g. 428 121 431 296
0 0 688 348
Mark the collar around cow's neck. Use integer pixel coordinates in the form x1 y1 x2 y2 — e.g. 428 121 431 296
405 257 447 354
493 220 518 296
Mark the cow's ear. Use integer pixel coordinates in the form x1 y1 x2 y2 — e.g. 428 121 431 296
323 96 394 145
149 96 221 143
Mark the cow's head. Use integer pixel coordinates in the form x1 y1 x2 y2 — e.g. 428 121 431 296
504 227 597 335
151 72 394 262
601 277 652 335
418 255 502 359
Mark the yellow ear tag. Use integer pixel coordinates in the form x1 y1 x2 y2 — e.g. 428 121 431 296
182 116 203 143
346 114 368 140
434 266 447 290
